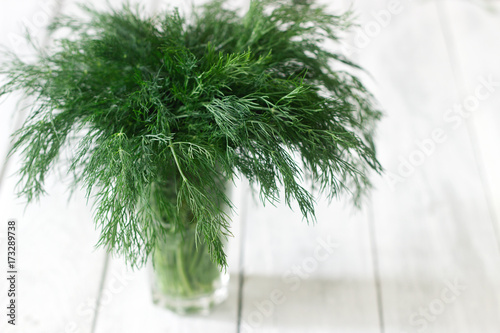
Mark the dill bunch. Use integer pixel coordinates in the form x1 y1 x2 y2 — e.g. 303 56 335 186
0 0 382 269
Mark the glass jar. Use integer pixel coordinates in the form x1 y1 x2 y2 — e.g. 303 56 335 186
149 225 229 315
148 178 231 315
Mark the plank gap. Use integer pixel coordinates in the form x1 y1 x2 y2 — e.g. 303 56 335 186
236 183 250 333
368 199 385 333
90 252 111 333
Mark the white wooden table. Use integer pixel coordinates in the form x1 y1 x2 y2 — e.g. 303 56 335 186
1 0 500 332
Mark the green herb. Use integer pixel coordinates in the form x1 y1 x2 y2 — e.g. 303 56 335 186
0 0 382 269
153 225 222 300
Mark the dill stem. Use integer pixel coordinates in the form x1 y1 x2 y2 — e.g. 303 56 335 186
169 141 188 183
175 244 194 295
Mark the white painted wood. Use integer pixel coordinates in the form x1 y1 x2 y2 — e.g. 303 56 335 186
240 193 380 333
92 263 241 333
0 1 109 332
436 0 500 254
352 0 500 332
0 171 106 333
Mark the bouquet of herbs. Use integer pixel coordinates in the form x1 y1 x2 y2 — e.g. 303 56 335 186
0 0 382 272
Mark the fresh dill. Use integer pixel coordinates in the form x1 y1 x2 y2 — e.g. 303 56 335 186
0 0 382 269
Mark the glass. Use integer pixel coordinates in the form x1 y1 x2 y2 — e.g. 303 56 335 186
149 226 229 315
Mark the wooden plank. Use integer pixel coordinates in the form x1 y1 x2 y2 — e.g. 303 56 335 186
436 0 500 254
351 0 500 332
0 172 106 333
0 1 112 332
239 195 380 333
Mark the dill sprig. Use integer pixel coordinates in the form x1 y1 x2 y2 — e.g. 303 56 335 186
0 0 382 269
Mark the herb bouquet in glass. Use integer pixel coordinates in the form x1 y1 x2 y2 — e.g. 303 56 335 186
0 0 382 314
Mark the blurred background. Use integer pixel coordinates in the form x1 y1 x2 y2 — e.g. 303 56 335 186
1 0 499 332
